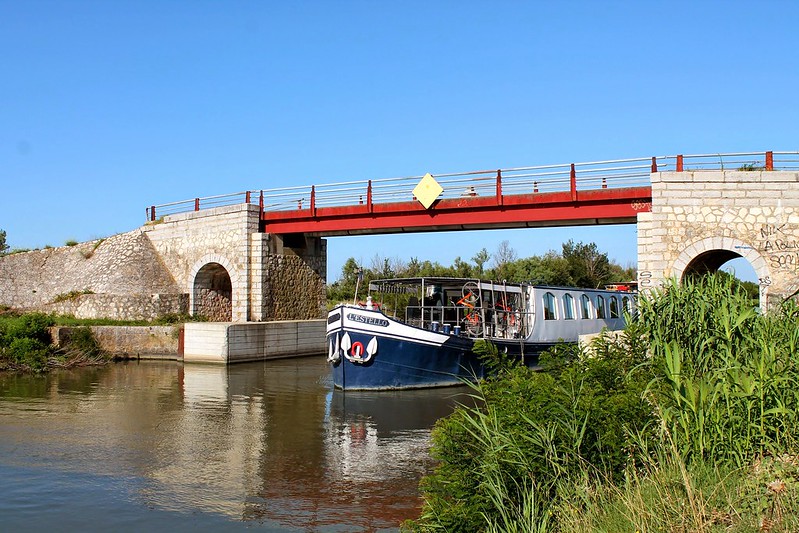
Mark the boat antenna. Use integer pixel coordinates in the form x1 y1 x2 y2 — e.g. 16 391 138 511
353 267 364 305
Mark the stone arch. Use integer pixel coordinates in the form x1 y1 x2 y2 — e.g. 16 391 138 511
189 255 240 321
671 236 770 307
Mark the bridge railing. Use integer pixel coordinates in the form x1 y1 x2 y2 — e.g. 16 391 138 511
145 150 799 221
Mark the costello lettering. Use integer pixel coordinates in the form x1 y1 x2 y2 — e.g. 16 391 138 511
347 314 390 327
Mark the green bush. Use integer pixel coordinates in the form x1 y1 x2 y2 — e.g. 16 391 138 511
7 337 49 371
407 273 799 532
1 313 54 347
408 330 654 531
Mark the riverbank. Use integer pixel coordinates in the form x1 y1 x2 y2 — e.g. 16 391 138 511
2 312 327 371
405 274 799 532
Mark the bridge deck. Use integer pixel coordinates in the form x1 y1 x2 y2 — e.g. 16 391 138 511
262 186 651 236
146 151 797 236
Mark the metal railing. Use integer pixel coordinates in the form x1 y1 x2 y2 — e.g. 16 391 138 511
145 150 799 221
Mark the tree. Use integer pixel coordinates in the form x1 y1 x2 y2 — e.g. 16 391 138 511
562 240 611 288
510 252 573 285
492 240 518 281
0 229 7 256
326 257 362 303
471 248 490 277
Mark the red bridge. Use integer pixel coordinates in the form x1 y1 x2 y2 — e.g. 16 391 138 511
147 151 791 236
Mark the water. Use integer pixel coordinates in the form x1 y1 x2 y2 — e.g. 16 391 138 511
0 358 467 532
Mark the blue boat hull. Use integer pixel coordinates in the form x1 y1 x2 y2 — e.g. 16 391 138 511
327 306 553 390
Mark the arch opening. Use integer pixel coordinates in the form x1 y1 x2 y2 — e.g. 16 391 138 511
193 262 233 321
682 249 743 278
681 250 760 301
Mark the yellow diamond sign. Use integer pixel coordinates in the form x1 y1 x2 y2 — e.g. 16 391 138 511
413 173 443 209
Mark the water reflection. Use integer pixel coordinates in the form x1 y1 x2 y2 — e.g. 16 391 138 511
0 358 466 531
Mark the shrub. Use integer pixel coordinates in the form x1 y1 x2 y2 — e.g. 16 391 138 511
1 313 54 347
408 329 654 531
6 337 49 371
407 273 799 531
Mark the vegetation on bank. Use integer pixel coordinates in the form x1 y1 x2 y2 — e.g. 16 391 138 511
404 274 799 532
0 311 202 373
0 312 108 372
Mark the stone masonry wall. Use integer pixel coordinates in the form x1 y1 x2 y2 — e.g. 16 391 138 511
45 294 188 321
245 232 327 321
142 204 261 322
0 230 184 320
263 254 326 320
638 170 799 308
0 203 328 322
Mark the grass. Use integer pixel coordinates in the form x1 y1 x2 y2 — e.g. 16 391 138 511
405 274 799 532
52 289 94 303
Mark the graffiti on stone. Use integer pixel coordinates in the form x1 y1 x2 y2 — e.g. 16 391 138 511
760 224 787 239
757 223 799 271
770 252 799 272
761 239 799 252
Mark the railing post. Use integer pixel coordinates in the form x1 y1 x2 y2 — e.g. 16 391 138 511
194 198 200 211
676 155 684 172
766 151 774 171
570 163 577 201
533 181 538 193
259 191 264 213
150 206 156 221
602 177 607 189
651 156 658 173
310 186 316 215
367 180 373 213
496 170 503 206
245 190 251 204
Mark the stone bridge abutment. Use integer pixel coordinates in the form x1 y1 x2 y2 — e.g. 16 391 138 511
143 204 326 322
638 170 799 308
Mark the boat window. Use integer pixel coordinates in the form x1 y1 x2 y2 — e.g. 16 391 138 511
580 294 592 319
596 295 606 319
563 293 575 320
623 296 632 314
543 292 557 320
609 296 619 318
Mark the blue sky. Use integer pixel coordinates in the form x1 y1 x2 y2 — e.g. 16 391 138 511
2 0 797 282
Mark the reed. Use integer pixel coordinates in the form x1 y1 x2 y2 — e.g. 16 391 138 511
406 273 799 532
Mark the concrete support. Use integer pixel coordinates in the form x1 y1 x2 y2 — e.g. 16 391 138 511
183 320 326 363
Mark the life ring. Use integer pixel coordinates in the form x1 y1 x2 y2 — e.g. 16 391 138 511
350 341 365 360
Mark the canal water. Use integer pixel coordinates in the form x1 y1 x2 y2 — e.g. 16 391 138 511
0 357 467 532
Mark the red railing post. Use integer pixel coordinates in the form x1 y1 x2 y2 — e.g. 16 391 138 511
259 191 264 213
310 186 316 214
676 155 684 172
651 157 658 173
496 170 503 206
194 198 200 211
766 151 774 171
367 180 373 213
150 206 156 221
245 191 251 204
533 181 538 193
570 163 577 201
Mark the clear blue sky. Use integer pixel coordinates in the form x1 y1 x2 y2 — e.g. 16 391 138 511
3 0 797 282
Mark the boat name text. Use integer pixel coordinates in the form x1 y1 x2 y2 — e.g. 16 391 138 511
347 314 390 327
